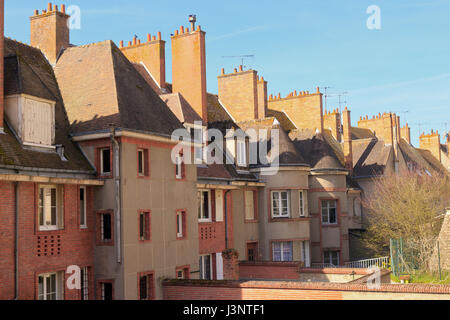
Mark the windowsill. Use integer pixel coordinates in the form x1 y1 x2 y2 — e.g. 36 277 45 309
37 227 63 234
79 226 88 230
322 223 339 227
198 219 213 224
97 239 114 246
270 217 311 223
99 173 113 179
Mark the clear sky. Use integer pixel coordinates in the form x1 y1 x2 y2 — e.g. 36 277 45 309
5 0 450 146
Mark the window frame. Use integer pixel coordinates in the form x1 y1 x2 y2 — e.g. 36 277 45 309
271 191 290 218
138 272 154 300
176 210 186 239
199 254 212 280
236 139 247 167
244 190 257 221
272 241 294 262
79 186 87 229
80 267 89 300
299 190 305 217
38 272 63 300
138 211 151 242
175 152 186 180
97 210 114 246
323 250 340 267
38 185 63 231
98 281 114 300
321 199 338 225
198 190 212 222
100 147 112 176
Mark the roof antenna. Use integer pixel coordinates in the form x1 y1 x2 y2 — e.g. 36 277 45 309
189 14 197 30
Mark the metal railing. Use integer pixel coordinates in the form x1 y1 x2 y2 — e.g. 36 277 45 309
345 256 390 269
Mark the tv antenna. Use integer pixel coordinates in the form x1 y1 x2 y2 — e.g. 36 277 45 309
222 55 255 70
320 86 333 111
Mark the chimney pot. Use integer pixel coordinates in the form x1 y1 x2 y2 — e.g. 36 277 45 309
147 34 151 42
221 68 225 75
119 40 124 48
239 65 243 72
157 32 161 40
61 4 66 13
48 3 52 12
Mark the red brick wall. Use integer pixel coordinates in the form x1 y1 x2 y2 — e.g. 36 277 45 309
0 181 95 300
0 181 15 299
239 262 301 280
0 0 4 129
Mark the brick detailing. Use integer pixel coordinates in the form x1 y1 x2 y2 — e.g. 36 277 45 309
268 89 323 132
419 130 441 163
222 249 239 280
0 182 95 300
218 68 259 122
162 279 450 300
120 32 166 89
30 3 70 65
199 223 224 254
357 112 400 146
0 0 4 129
401 123 411 144
171 24 207 123
342 107 353 172
323 109 341 141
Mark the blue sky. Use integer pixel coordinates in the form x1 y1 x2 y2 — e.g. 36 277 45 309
5 0 450 146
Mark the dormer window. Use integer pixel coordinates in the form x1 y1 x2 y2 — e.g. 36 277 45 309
5 94 56 148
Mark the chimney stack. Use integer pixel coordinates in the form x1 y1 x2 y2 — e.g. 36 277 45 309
342 107 353 173
0 0 4 132
171 15 207 124
420 131 441 163
30 3 70 65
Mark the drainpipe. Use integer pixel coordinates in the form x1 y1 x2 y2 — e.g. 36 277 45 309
13 181 18 300
110 128 122 264
224 190 231 250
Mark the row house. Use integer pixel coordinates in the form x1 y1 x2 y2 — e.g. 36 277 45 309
0 8 103 300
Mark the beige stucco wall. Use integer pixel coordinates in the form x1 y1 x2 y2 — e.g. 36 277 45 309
257 169 310 261
120 141 199 300
308 173 350 264
232 188 260 260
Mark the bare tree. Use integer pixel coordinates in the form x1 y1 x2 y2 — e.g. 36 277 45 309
363 171 450 271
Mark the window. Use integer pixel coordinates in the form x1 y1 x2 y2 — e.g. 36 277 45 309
176 211 186 239
175 153 185 179
176 267 189 279
199 255 212 280
198 190 211 222
101 213 112 242
38 272 63 300
139 273 154 300
137 148 149 177
80 267 89 300
244 190 256 221
321 200 337 224
237 139 247 167
271 191 290 218
100 282 113 300
301 241 311 267
299 191 305 217
193 127 205 164
38 185 63 231
139 211 151 241
100 148 111 175
247 242 258 262
80 187 87 228
324 251 340 267
273 242 293 262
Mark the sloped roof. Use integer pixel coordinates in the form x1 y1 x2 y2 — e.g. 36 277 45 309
1 39 94 173
266 109 297 131
351 127 374 140
352 138 392 177
238 118 307 166
207 93 234 123
160 93 202 124
289 129 344 170
54 40 183 136
132 62 162 94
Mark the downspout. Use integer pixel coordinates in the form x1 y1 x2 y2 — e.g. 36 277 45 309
224 190 231 250
110 128 122 264
13 181 18 300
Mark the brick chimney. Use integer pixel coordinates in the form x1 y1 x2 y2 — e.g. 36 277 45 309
30 3 70 65
120 32 166 89
222 249 239 280
342 107 353 173
218 67 259 122
0 0 4 132
257 76 268 120
419 130 441 162
400 123 411 144
171 17 207 123
324 109 342 141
